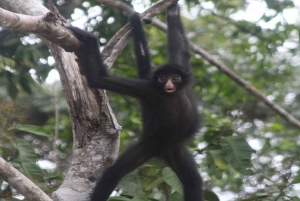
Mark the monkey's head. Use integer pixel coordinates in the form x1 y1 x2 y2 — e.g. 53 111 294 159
151 64 191 95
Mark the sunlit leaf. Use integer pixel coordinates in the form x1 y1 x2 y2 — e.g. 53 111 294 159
220 136 255 175
207 150 227 170
8 124 52 137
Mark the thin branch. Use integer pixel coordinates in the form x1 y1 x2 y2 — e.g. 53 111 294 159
98 0 300 129
0 157 52 201
189 44 300 128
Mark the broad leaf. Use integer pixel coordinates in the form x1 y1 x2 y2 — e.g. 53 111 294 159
145 177 163 191
162 167 183 194
206 150 227 179
13 139 46 188
118 181 145 197
220 136 255 175
292 174 300 184
108 197 131 201
204 190 220 201
169 192 184 201
8 124 52 137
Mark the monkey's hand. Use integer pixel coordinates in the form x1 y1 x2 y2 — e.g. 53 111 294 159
66 26 103 76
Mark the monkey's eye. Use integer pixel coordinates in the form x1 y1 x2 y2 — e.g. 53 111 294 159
158 75 167 82
171 75 181 82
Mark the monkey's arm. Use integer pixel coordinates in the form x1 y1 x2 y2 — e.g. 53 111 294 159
89 76 151 98
67 26 152 98
167 3 191 73
129 13 152 80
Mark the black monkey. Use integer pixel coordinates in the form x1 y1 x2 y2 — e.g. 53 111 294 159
68 2 203 201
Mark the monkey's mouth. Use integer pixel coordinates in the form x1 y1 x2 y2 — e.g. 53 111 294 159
165 88 176 93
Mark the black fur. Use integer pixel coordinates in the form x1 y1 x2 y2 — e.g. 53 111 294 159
68 3 203 201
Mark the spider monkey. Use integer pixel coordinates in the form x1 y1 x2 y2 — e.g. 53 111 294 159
67 2 203 201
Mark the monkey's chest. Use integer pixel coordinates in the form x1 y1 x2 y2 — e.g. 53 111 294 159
143 97 196 140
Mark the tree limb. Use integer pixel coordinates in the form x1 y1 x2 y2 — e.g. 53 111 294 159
0 157 52 201
0 6 81 51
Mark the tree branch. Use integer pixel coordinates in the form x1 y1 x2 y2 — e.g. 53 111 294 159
0 6 81 51
98 0 300 129
189 43 300 129
0 157 52 201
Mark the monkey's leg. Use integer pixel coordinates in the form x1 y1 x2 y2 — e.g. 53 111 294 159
163 145 203 201
90 140 158 201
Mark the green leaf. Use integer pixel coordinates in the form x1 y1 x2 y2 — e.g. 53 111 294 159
131 198 152 201
108 197 131 201
13 139 46 188
204 190 220 201
207 150 227 170
118 181 144 197
239 193 269 201
8 124 52 137
162 167 183 194
19 75 32 94
145 177 163 191
220 136 255 175
169 192 184 201
292 174 300 184
206 150 227 179
291 196 300 201
7 80 18 99
0 55 15 69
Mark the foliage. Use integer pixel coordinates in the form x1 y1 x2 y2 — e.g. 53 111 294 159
1 0 300 200
0 85 72 199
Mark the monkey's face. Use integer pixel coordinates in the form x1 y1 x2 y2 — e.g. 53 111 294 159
157 74 182 93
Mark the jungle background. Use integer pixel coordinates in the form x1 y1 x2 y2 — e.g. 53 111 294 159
0 0 300 200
